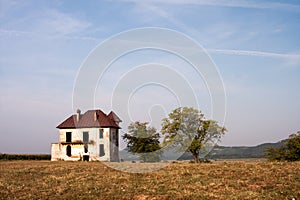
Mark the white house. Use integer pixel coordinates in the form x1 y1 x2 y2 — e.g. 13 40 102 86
51 109 122 161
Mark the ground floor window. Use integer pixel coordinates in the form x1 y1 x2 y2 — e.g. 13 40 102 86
83 131 89 153
99 144 105 157
66 145 71 157
84 144 88 153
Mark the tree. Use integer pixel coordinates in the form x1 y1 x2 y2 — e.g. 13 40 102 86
123 121 161 162
161 107 226 163
265 131 300 161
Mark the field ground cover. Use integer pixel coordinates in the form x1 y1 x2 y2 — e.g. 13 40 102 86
0 160 299 199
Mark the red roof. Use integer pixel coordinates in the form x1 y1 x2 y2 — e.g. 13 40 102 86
56 110 121 129
108 111 122 122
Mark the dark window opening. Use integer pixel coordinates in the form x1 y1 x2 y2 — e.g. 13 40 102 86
116 130 119 147
99 144 105 157
83 132 89 153
111 129 118 147
84 144 88 153
83 155 89 161
66 132 72 142
66 145 71 157
99 129 104 139
83 132 89 143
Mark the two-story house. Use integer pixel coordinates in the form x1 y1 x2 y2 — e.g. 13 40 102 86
51 109 121 161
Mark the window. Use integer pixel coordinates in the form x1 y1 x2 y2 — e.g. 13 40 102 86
83 132 89 143
66 145 71 157
84 144 88 153
115 130 119 147
99 144 105 157
66 132 72 142
83 132 89 152
99 129 104 139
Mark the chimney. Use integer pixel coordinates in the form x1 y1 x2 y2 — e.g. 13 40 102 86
76 109 81 122
94 111 98 121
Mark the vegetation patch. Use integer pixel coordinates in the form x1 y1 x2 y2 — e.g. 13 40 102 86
0 154 51 160
0 160 299 199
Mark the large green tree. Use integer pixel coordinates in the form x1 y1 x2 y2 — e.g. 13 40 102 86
161 107 226 163
265 131 300 161
123 121 161 162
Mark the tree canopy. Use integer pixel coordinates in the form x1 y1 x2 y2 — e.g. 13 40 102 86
161 107 226 163
123 121 161 162
265 131 300 161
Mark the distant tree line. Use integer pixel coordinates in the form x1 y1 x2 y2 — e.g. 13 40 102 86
0 153 51 160
265 131 300 161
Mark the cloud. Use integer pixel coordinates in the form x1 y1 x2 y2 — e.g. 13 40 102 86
208 48 300 59
120 0 300 12
208 49 300 67
0 28 99 42
35 9 91 36
0 0 25 18
0 29 33 37
0 2 93 38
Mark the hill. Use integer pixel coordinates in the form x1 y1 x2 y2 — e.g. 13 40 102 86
120 139 287 161
208 140 286 159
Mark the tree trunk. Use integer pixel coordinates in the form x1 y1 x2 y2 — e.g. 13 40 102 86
192 153 199 163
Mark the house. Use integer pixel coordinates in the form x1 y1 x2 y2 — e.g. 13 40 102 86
51 109 122 161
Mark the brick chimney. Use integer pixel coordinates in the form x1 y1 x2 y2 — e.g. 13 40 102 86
94 111 98 121
76 109 81 122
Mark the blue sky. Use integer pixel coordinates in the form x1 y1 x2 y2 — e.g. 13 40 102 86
0 0 299 153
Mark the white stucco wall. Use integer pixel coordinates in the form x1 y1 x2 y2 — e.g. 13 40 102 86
52 127 112 161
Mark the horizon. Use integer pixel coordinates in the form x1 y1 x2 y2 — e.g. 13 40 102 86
0 0 299 154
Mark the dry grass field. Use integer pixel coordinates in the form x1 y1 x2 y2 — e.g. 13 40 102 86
0 160 299 199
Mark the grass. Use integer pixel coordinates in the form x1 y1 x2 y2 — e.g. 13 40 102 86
0 160 299 199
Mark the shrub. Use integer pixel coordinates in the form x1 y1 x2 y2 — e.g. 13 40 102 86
265 131 300 161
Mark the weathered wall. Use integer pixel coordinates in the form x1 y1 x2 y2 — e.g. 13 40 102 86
53 128 114 161
110 128 119 162
51 143 60 161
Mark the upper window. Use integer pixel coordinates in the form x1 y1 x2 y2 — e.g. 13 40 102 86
99 129 104 139
66 132 72 143
83 132 89 143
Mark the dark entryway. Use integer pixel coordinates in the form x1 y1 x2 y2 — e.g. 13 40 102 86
83 155 89 161
66 145 71 157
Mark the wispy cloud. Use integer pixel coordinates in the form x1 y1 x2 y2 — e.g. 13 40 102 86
0 29 33 37
0 0 25 18
0 2 94 38
35 9 92 36
208 48 300 67
120 0 300 12
208 48 300 59
0 28 99 42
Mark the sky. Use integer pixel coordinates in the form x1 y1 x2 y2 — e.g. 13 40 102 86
0 0 299 153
